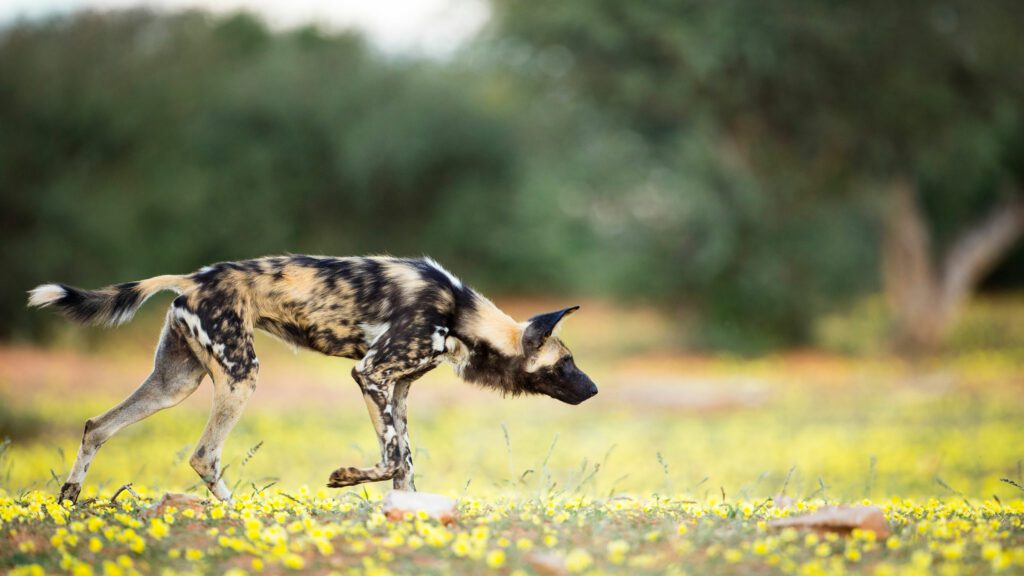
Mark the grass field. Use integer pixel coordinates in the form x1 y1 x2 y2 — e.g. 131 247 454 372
1 298 1023 574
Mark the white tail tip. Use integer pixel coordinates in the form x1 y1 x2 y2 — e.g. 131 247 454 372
28 284 65 308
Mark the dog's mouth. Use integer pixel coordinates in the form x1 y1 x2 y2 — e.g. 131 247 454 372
566 383 598 405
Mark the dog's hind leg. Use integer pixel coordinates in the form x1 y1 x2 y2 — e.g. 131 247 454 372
60 313 206 503
187 365 256 502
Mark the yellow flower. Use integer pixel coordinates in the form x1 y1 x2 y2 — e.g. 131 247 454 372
185 548 204 561
941 543 964 561
565 549 593 573
516 538 533 551
486 549 506 568
282 553 305 570
452 539 471 557
148 518 170 539
129 538 145 553
607 539 630 564
912 550 933 569
18 540 36 553
89 537 104 552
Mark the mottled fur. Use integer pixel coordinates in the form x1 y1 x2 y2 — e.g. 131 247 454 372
28 255 597 503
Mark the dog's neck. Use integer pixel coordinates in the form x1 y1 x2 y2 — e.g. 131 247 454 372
448 292 529 395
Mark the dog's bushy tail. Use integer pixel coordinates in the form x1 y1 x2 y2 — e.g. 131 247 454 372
27 275 195 327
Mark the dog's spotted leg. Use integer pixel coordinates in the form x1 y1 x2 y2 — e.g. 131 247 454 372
391 378 416 491
328 367 400 488
172 298 259 503
187 358 257 502
60 316 205 504
328 323 442 490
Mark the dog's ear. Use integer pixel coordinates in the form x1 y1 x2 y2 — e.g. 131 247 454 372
522 305 579 353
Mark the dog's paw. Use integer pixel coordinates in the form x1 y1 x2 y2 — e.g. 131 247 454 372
327 467 364 488
58 482 81 505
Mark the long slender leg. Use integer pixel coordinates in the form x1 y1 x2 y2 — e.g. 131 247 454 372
170 294 259 502
188 362 256 502
328 368 399 487
59 318 205 503
391 379 415 491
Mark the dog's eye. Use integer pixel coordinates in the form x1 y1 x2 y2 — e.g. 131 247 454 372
558 357 573 375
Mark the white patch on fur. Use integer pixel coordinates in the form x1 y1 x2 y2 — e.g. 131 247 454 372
424 257 463 289
174 307 212 348
210 342 236 370
360 322 390 347
384 426 397 445
356 349 377 372
108 309 131 327
199 266 215 274
27 284 65 308
431 326 448 352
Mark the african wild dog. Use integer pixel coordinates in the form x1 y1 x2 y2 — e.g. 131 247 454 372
28 256 597 503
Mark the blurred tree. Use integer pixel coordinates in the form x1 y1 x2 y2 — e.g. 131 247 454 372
0 10 519 338
490 0 1024 351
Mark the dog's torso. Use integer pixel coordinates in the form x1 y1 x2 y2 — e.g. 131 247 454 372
170 255 466 378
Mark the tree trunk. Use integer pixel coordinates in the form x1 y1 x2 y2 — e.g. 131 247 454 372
882 179 1024 353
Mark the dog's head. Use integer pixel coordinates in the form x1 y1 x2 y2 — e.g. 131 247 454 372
517 306 598 405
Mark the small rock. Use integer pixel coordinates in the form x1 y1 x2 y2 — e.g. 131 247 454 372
141 493 206 519
381 490 458 525
767 505 890 538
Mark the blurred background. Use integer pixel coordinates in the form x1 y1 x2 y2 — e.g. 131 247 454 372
0 1 1022 501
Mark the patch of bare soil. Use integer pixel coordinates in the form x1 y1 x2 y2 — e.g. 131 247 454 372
608 376 772 413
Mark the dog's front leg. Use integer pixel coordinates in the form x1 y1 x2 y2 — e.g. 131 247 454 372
391 378 415 491
328 367 401 488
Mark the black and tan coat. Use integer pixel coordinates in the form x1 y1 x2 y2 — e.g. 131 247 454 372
28 255 597 503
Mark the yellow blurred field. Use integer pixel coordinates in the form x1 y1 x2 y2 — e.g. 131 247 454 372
1 298 1023 574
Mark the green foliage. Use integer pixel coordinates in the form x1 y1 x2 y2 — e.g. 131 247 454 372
0 395 43 442
2 5 1023 350
0 10 519 338
489 0 1024 350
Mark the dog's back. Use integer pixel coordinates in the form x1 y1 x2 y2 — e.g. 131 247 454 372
179 255 464 359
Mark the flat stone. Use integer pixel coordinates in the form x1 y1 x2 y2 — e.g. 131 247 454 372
768 505 891 538
382 490 458 525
